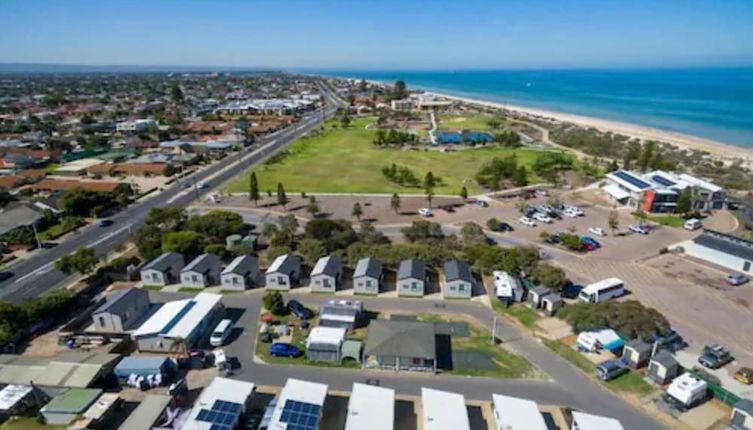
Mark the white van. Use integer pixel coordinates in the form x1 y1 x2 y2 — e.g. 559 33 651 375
684 218 702 231
209 319 233 347
578 278 625 303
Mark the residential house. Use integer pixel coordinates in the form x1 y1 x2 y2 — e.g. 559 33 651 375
319 299 363 329
220 255 260 290
91 287 150 332
363 320 436 372
0 203 45 239
265 254 301 290
422 388 470 430
353 257 382 295
442 259 473 299
310 255 342 293
398 259 426 297
180 253 222 288
116 119 156 133
34 178 126 193
140 252 184 286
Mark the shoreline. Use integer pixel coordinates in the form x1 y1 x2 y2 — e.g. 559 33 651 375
328 74 753 161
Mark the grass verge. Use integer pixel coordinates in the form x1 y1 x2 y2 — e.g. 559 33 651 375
141 285 163 291
492 301 540 329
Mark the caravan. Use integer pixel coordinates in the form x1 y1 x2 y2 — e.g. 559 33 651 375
493 271 524 303
578 278 625 303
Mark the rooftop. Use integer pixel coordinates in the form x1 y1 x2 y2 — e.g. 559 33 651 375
398 259 425 280
311 255 342 277
492 394 547 430
143 251 184 272
183 253 221 274
182 377 255 430
267 253 300 275
222 254 258 276
345 383 395 430
269 378 328 429
571 411 625 430
42 388 102 414
364 320 435 359
132 292 222 339
693 229 753 261
421 388 470 430
354 257 382 279
116 394 172 430
0 384 34 411
443 259 473 283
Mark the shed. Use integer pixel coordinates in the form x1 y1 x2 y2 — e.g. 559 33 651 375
310 255 343 293
421 388 470 430
319 299 363 329
0 384 40 415
265 253 301 290
492 393 547 430
731 398 753 430
398 259 425 297
353 258 382 295
41 388 102 425
341 340 362 363
306 327 347 363
442 259 473 299
622 339 652 369
181 253 222 287
571 411 625 430
364 320 436 372
528 287 550 308
92 287 150 332
541 293 563 316
345 383 394 430
221 254 260 290
140 252 184 286
117 394 172 430
648 351 680 385
114 356 176 379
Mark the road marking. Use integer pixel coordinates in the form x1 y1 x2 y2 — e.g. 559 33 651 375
89 224 132 247
15 262 54 283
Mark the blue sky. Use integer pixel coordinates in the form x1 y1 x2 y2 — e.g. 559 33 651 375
1 0 752 69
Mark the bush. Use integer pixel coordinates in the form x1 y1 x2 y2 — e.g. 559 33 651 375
262 291 285 315
558 300 670 339
204 244 229 260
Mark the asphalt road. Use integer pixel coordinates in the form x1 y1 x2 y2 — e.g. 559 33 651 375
0 82 345 304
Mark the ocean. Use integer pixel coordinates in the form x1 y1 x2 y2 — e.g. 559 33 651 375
312 68 753 148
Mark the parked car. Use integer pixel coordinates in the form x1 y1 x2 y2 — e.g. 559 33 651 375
438 205 455 213
698 344 734 369
270 343 300 358
684 218 702 231
0 272 13 282
196 182 209 189
646 329 687 352
545 233 562 244
490 221 513 232
209 319 234 347
533 212 553 224
519 216 536 227
595 360 628 381
727 273 749 286
97 219 114 227
418 208 433 217
564 205 585 216
735 367 753 385
588 227 607 236
628 224 650 235
581 236 601 249
469 199 489 207
582 242 596 252
523 207 538 218
287 300 313 320
562 208 579 218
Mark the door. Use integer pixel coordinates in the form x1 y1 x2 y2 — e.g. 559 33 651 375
730 410 746 428
743 261 751 272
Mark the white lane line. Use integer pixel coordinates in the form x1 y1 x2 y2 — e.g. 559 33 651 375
89 224 132 247
14 262 55 283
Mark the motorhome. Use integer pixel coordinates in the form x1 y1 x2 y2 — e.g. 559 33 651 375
578 278 625 303
493 271 524 303
664 373 708 410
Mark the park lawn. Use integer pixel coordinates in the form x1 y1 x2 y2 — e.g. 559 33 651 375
606 371 655 396
542 338 594 373
225 117 552 195
647 215 686 228
436 113 504 131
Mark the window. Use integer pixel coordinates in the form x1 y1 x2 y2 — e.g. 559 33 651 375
744 261 751 272
98 316 106 327
412 357 420 365
278 276 286 285
411 282 419 291
233 277 239 285
458 284 466 292
365 280 371 287
192 275 198 283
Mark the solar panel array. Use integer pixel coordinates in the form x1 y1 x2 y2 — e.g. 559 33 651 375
196 399 243 430
279 399 322 430
613 171 651 189
651 175 676 187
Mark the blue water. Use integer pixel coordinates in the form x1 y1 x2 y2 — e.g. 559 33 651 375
310 68 753 147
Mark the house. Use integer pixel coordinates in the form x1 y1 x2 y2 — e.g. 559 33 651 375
305 327 347 363
319 299 363 329
0 203 45 238
363 320 436 372
571 411 625 430
310 255 343 293
221 255 260 290
131 293 224 352
493 271 524 304
398 259 426 297
0 351 121 389
622 339 652 369
492 394 547 430
41 388 102 426
181 253 222 288
648 351 680 385
541 293 564 316
182 377 255 430
442 259 473 299
34 178 125 193
528 287 550 308
683 229 753 274
91 287 150 332
422 388 470 430
730 398 753 430
116 119 156 133
265 253 301 290
390 99 414 111
140 252 184 286
116 394 172 430
353 257 382 295
345 383 395 430
268 378 327 430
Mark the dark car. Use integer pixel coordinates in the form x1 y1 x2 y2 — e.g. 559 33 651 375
581 236 601 249
646 329 687 352
287 299 313 320
524 207 538 218
698 344 734 369
270 343 300 358
595 360 628 381
0 272 13 282
545 233 562 244
97 219 114 227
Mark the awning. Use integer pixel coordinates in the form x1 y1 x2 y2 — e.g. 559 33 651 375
602 184 630 201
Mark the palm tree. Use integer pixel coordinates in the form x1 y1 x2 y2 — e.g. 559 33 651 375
168 336 188 359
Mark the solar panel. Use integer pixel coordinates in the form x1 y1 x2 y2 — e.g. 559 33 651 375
197 400 244 427
614 171 651 190
651 175 675 187
280 399 322 430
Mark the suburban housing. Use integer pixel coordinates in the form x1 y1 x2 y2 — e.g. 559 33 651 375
265 253 302 290
91 287 150 333
180 253 222 288
310 255 343 293
363 320 436 372
220 254 260 290
140 252 184 286
353 257 382 295
398 259 426 297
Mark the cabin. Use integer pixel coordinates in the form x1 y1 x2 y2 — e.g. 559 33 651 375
140 252 184 286
622 339 652 369
442 259 473 299
528 287 550 308
91 287 150 332
648 351 680 385
541 293 563 316
180 253 222 288
265 254 301 290
398 259 426 297
220 255 260 290
353 258 382 295
310 256 343 293
730 398 753 430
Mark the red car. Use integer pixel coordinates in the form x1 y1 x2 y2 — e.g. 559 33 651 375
582 243 596 251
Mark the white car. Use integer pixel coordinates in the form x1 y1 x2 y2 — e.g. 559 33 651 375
564 206 585 216
628 224 650 235
519 216 537 227
418 208 433 217
533 212 553 223
588 227 607 236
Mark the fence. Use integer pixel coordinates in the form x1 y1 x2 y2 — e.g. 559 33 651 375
689 368 741 407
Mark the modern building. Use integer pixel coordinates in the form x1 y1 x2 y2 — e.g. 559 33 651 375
363 320 436 372
683 229 753 274
442 259 473 299
268 378 328 430
421 388 470 430
91 287 150 332
220 255 260 290
140 252 185 286
116 394 172 430
319 299 363 329
622 339 652 369
353 258 382 295
132 293 224 352
41 388 102 426
571 411 625 430
398 259 426 297
492 394 547 430
265 253 302 290
648 351 680 385
182 377 256 430
345 383 395 430
731 398 753 430
305 326 347 363
310 255 343 293
390 99 414 111
181 253 222 288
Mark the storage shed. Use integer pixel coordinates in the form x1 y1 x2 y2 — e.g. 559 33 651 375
730 398 753 430
648 351 680 385
528 287 550 308
41 388 102 426
622 339 652 369
541 293 563 316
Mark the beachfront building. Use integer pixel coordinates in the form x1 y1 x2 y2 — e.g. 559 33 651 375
682 229 753 274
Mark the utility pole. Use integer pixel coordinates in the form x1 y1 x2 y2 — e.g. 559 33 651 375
491 316 497 344
31 223 42 250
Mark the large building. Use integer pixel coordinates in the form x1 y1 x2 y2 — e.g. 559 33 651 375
602 170 726 213
682 229 753 274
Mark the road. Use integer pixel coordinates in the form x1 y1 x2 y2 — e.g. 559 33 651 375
0 82 345 304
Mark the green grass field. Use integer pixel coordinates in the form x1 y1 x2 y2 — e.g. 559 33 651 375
226 117 556 194
437 114 504 131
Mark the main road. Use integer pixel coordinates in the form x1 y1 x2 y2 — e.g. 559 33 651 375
0 82 345 304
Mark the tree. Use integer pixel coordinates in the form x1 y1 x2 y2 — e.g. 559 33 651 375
486 217 502 231
278 214 299 235
276 183 288 209
186 210 246 241
513 166 528 187
132 224 164 261
390 193 401 214
249 172 260 205
306 196 320 217
55 246 99 275
532 263 567 292
633 210 648 226
460 222 486 246
559 300 669 339
459 186 468 200
171 82 184 105
340 113 351 128
145 207 187 231
204 244 229 260
401 220 445 243
561 233 583 251
393 80 408 100
423 172 435 208
262 222 279 239
608 210 620 235
263 291 286 315
638 141 655 172
161 231 207 259
298 238 327 266
351 202 363 221
304 218 357 252
168 336 188 358
676 188 692 215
